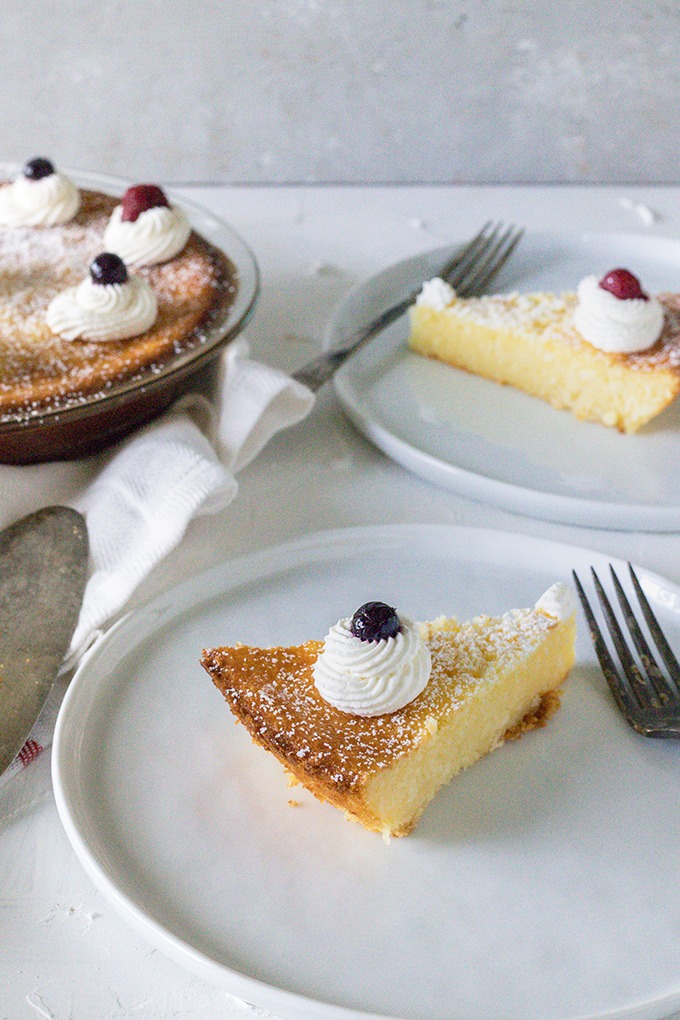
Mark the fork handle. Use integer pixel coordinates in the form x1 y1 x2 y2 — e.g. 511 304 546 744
292 294 414 392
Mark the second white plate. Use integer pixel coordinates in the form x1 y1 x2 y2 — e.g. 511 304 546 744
326 232 680 530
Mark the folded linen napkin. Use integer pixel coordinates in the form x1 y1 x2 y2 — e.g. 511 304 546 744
0 339 314 811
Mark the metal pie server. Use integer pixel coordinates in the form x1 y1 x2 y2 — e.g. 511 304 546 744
0 506 88 776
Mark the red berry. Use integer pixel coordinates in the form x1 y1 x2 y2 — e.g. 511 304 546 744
599 268 648 301
120 184 170 223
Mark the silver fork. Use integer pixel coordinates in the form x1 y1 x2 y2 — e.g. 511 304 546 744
573 563 680 737
292 221 524 392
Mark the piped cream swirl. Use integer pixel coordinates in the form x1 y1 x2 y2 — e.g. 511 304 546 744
46 274 158 342
415 277 457 311
312 614 432 716
573 275 664 353
534 582 576 621
0 171 80 226
103 203 191 266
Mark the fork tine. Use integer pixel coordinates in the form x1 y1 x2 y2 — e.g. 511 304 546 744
590 567 651 709
628 563 680 691
438 221 497 284
608 565 677 706
438 221 523 297
445 223 506 290
572 570 641 725
459 225 525 296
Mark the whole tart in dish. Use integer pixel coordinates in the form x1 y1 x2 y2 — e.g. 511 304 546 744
409 267 680 433
0 163 256 462
201 586 576 838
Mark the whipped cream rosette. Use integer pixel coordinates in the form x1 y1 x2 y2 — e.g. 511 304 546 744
313 602 432 717
46 253 158 342
534 582 576 621
574 269 664 353
0 157 80 226
415 277 457 311
104 183 191 267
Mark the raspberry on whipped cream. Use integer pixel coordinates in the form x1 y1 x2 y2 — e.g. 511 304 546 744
0 158 80 227
574 270 664 353
46 252 158 342
104 184 191 267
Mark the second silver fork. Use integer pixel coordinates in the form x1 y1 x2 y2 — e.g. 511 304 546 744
292 221 524 393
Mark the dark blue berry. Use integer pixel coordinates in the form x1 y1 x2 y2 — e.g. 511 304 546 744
90 253 128 287
23 157 55 181
350 601 401 642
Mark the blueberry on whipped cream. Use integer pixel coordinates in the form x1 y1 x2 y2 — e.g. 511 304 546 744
312 602 432 717
574 267 664 354
90 252 129 286
23 157 55 181
46 252 158 342
103 183 191 267
350 601 402 642
0 157 80 226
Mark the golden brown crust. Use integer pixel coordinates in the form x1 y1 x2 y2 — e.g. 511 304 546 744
504 688 562 740
201 607 571 835
0 189 238 420
202 640 398 795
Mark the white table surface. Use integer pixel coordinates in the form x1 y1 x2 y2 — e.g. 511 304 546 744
1 183 680 1020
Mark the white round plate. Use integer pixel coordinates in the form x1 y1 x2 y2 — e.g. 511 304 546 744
326 233 680 531
52 524 680 1020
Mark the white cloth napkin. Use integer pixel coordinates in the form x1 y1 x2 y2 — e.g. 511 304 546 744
0 339 314 810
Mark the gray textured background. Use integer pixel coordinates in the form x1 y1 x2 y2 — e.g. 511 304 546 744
3 0 678 184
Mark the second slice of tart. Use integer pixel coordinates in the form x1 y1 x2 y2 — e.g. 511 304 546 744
408 275 680 433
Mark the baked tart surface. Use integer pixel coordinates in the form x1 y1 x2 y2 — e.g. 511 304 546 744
0 189 238 423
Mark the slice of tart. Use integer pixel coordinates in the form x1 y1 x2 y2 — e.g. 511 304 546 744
408 268 680 433
201 585 576 838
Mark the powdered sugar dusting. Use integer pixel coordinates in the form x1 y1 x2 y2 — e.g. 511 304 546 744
0 190 237 422
420 287 680 375
203 605 558 790
419 289 680 373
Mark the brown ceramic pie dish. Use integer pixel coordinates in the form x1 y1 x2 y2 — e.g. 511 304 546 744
0 169 259 463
